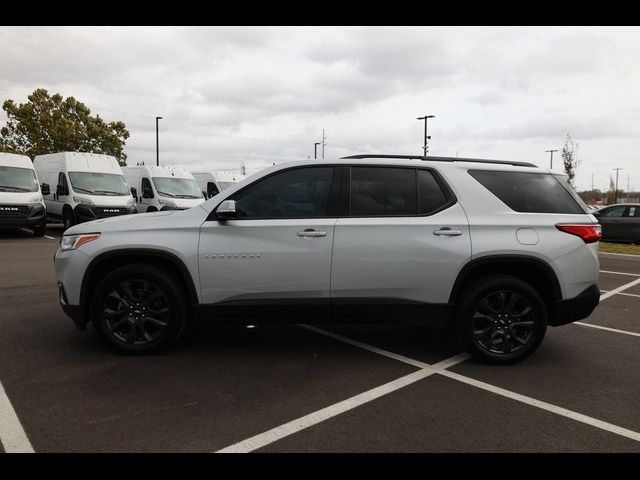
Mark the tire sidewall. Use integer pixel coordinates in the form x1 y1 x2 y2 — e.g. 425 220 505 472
457 276 548 364
90 264 187 354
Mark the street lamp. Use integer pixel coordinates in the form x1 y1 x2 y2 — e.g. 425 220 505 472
545 149 558 169
156 116 163 166
417 115 435 156
613 168 623 204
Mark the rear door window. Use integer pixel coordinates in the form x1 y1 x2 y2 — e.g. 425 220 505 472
350 167 417 216
468 170 586 214
601 206 628 217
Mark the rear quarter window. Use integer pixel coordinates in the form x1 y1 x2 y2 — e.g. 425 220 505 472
468 170 586 214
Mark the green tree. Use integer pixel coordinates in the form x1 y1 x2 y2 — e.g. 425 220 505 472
561 133 579 187
0 88 129 165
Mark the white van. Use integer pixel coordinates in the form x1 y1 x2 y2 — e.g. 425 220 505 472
33 152 137 230
122 165 204 212
191 170 247 199
0 152 49 236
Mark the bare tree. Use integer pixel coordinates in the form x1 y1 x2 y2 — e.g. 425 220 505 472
561 133 580 187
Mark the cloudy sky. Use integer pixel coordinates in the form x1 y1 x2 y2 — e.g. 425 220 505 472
1 26 639 191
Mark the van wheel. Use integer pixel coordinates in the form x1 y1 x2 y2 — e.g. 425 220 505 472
63 211 74 231
33 221 46 237
90 264 187 354
456 275 547 364
147 206 157 212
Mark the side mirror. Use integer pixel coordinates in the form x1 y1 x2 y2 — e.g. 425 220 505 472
142 188 153 199
216 200 237 220
56 184 67 196
592 211 600 217
41 183 50 196
130 187 137 198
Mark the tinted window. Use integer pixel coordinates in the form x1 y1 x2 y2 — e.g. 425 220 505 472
632 206 640 217
601 206 627 217
350 167 417 216
418 169 449 213
232 167 333 218
469 171 585 214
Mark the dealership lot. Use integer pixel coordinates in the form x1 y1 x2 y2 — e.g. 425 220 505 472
1 227 640 452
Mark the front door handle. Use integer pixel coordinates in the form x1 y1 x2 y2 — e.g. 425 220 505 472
434 227 462 236
297 229 327 238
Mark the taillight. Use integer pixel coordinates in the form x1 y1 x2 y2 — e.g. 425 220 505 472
556 224 602 244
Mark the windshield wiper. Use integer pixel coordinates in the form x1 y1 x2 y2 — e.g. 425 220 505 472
175 194 200 199
0 185 30 192
94 189 123 195
156 191 176 198
73 187 95 194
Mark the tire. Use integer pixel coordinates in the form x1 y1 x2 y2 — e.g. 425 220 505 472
32 220 46 237
62 210 74 231
90 264 188 354
455 275 547 364
147 206 158 212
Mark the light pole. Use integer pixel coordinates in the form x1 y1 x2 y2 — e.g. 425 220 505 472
417 115 435 156
545 149 558 169
155 116 163 166
613 168 623 204
314 142 321 159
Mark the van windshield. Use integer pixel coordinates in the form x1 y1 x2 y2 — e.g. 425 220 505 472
68 172 129 196
0 166 39 192
152 177 202 198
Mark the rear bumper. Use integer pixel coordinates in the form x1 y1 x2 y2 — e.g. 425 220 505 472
550 284 600 326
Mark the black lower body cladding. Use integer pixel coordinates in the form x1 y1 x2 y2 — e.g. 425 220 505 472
550 284 600 326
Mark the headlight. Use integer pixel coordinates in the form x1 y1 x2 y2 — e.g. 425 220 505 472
28 194 43 204
73 196 94 206
159 199 177 208
60 233 101 251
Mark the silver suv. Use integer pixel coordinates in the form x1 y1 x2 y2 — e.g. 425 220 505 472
54 155 601 363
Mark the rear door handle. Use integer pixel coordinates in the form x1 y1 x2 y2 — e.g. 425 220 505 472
434 227 462 236
297 229 327 238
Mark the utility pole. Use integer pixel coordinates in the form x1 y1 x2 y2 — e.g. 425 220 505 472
545 149 558 169
155 116 163 166
321 129 327 159
314 142 321 159
613 168 623 204
591 172 594 191
627 174 630 202
417 115 435 156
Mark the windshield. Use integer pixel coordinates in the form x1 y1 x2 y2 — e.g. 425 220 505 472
0 166 39 192
152 177 202 198
219 181 236 191
68 172 129 196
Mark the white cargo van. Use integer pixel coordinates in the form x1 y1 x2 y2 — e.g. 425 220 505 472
0 152 49 236
122 165 204 212
33 152 137 230
191 170 247 199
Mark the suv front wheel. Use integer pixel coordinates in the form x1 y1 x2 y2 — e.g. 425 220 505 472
90 264 187 353
456 275 547 364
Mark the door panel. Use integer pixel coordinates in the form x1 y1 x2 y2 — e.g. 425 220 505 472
331 203 471 304
198 219 336 304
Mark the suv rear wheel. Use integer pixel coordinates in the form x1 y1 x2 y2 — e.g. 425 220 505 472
456 275 547 364
90 264 187 353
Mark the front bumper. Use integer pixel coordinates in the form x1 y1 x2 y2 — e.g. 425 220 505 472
73 204 137 223
58 281 86 330
550 284 600 326
0 203 45 227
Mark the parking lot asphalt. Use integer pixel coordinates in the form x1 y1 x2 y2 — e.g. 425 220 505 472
1 225 640 452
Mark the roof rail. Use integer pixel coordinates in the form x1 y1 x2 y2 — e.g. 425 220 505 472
341 154 538 168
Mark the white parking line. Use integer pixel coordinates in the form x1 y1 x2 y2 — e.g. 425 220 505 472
599 270 640 277
574 322 640 338
438 369 640 443
44 235 56 240
216 352 468 453
599 277 640 301
0 380 34 453
274 326 640 451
